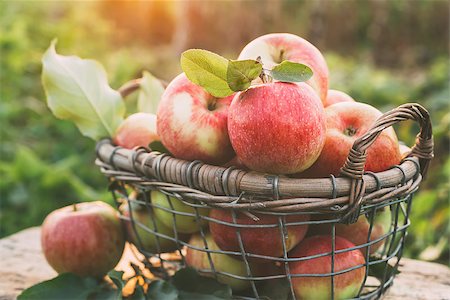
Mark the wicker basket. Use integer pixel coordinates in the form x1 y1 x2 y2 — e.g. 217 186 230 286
95 103 433 299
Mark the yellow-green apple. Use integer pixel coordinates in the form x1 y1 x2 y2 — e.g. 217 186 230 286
323 89 355 107
151 190 209 234
209 209 310 259
41 201 125 278
238 33 329 103
113 112 159 149
121 204 183 253
288 235 366 300
307 209 391 256
399 144 411 159
156 73 235 165
298 102 401 178
186 233 269 291
228 82 326 174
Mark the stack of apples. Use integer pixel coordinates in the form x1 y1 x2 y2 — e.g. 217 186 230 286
110 33 408 299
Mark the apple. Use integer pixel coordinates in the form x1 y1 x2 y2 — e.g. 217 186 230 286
151 190 209 234
399 144 411 159
289 235 366 300
209 209 310 259
41 201 125 278
323 89 355 107
222 156 248 170
186 233 269 291
238 33 329 103
228 81 326 174
307 209 392 256
298 102 401 178
121 204 183 254
113 112 159 149
156 73 235 165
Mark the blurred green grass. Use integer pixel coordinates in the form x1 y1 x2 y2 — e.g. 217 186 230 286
0 1 448 263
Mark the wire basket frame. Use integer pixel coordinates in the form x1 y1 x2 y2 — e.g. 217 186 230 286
95 103 433 299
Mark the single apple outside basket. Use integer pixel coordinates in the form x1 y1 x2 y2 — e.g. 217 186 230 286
95 100 433 300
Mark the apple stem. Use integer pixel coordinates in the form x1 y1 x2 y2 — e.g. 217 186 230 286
73 203 78 212
259 69 273 84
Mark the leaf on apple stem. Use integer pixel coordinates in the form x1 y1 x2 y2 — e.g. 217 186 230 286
227 60 263 92
42 40 125 141
137 71 165 114
181 49 234 98
270 61 313 83
149 141 171 155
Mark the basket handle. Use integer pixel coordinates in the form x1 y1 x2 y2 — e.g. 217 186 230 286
339 103 434 223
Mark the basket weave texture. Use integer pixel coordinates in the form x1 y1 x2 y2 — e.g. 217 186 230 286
95 103 433 299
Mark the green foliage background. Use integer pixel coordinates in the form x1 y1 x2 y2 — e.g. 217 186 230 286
1 1 448 263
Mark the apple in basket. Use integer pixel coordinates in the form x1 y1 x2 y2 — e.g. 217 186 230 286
298 102 401 178
121 203 187 253
156 73 235 165
41 201 125 278
186 233 273 291
151 190 209 234
113 112 159 149
323 89 355 107
209 209 310 260
238 33 329 103
228 81 326 174
288 235 366 300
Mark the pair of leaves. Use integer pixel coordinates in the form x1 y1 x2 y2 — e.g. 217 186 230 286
41 40 164 141
180 49 313 98
17 271 125 300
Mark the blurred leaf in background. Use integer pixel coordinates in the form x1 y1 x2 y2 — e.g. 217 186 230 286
0 0 448 263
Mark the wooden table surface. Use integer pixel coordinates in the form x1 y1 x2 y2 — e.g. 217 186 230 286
1 227 449 300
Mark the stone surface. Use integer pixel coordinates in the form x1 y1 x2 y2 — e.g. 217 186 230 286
1 227 449 299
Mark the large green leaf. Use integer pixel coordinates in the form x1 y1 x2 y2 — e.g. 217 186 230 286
227 59 262 91
147 281 178 300
17 273 98 300
180 49 233 98
270 61 313 83
137 71 165 114
42 40 125 140
172 268 232 299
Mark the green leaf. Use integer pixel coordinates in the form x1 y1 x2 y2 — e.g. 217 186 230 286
270 61 313 83
138 71 165 114
172 268 232 299
42 39 125 140
227 59 262 92
147 281 178 300
17 273 98 300
104 270 125 300
129 285 146 300
149 141 171 155
180 49 234 98
368 262 400 279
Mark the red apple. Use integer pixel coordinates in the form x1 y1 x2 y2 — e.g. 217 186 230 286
113 112 159 149
399 144 411 159
299 102 401 178
289 235 366 300
222 156 248 170
307 208 392 256
209 209 310 259
186 233 269 291
41 201 125 278
238 33 329 103
323 89 355 107
228 82 326 174
156 73 235 165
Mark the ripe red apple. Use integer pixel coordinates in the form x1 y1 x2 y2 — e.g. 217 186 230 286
186 233 269 291
209 209 310 259
121 204 183 253
307 208 392 256
41 201 125 278
238 33 329 103
151 190 209 234
113 112 159 149
298 102 401 178
156 73 235 165
228 82 326 174
222 156 248 170
323 89 355 107
289 235 366 300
